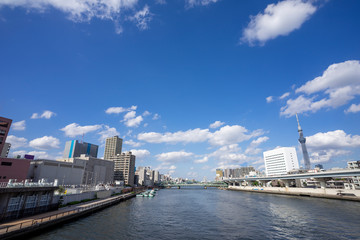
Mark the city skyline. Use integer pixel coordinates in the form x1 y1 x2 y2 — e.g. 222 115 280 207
1 0 360 180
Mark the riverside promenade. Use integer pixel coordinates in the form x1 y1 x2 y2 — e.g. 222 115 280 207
0 191 139 240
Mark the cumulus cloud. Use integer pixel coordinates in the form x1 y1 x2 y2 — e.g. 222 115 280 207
266 96 273 103
209 125 263 146
128 5 152 30
31 110 56 119
60 123 102 137
241 0 317 45
125 115 143 127
124 139 143 147
105 106 137 114
12 120 26 131
186 0 219 8
345 103 360 113
29 136 60 150
6 135 28 149
279 92 290 99
245 136 269 155
152 113 160 120
194 156 208 164
156 151 194 162
130 149 150 160
306 130 360 163
142 110 151 116
138 125 263 146
281 60 360 117
0 0 142 34
209 121 225 129
138 128 210 144
98 125 119 143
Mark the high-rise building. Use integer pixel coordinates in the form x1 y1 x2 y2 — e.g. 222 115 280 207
104 136 122 160
0 117 12 155
110 151 135 186
63 140 98 158
215 169 223 181
1 142 11 158
296 114 311 170
263 147 299 176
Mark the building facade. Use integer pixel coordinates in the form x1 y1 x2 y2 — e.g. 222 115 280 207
27 160 85 185
263 147 299 176
0 117 12 155
110 152 135 186
104 136 122 160
0 158 32 182
216 169 224 181
1 142 11 158
63 140 98 158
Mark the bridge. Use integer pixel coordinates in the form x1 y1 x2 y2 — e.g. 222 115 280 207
159 182 228 188
223 169 360 188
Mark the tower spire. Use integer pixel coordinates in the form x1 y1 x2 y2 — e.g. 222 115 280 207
296 113 311 170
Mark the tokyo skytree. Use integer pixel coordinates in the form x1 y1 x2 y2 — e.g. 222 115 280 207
296 113 311 170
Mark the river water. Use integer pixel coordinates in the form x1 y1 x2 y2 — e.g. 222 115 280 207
30 187 360 240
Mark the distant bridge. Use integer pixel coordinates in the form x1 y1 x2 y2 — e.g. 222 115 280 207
160 182 228 188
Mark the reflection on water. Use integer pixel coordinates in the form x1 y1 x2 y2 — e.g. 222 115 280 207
30 187 360 240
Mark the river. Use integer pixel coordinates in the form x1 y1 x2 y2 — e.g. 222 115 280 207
29 187 360 240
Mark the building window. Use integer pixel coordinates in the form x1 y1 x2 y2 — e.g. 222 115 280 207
25 195 38 209
39 194 50 206
1 162 12 166
7 196 24 212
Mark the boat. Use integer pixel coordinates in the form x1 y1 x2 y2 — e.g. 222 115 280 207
136 194 144 197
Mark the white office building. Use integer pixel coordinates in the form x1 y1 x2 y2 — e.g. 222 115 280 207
263 147 299 176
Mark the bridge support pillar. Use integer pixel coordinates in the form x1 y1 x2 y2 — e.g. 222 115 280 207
316 178 327 189
280 179 291 188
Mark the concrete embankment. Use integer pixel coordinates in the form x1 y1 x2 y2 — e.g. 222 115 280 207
228 186 360 202
0 192 138 240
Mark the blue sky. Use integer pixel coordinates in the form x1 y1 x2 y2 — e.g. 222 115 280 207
1 0 360 180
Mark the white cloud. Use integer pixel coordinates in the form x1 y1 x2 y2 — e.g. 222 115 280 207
281 60 360 117
98 125 119 143
124 111 136 120
29 136 60 150
245 136 269 155
138 128 210 144
209 125 263 146
155 0 166 4
209 121 225 129
156 151 193 162
345 103 360 113
6 135 28 149
306 130 360 163
279 92 290 99
266 96 273 103
194 156 208 164
27 151 51 159
125 115 143 127
12 120 26 131
241 0 317 45
105 106 137 114
186 0 219 8
0 0 139 33
124 139 143 147
142 110 151 116
128 5 152 30
138 125 263 146
130 149 150 160
31 110 56 119
60 123 102 137
152 113 160 120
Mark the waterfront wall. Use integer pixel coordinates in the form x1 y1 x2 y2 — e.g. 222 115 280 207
52 188 123 205
228 186 360 201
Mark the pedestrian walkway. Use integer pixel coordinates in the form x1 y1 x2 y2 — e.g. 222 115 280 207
0 192 135 237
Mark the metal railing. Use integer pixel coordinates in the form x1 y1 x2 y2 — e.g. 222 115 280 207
0 192 137 236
